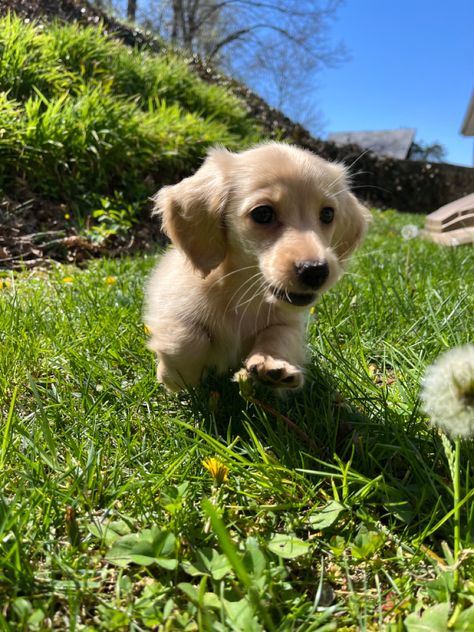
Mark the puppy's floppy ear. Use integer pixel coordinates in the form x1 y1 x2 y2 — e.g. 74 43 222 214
154 148 233 276
333 192 371 262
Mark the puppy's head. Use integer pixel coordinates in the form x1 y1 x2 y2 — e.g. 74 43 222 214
155 142 370 307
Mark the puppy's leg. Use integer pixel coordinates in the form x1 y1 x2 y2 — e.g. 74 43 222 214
244 324 305 389
149 321 211 391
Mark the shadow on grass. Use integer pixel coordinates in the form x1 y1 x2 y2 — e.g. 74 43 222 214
166 359 465 540
174 362 369 467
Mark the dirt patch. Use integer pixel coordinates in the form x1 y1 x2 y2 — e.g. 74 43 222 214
0 194 163 270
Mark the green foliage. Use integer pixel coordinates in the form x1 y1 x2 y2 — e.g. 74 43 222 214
0 93 22 159
0 14 74 100
1 211 473 628
0 14 261 214
106 527 179 569
85 193 140 244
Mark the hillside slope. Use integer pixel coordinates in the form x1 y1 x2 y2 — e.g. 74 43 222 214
0 10 262 266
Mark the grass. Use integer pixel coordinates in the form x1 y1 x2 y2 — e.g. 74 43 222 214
0 14 260 218
1 210 473 630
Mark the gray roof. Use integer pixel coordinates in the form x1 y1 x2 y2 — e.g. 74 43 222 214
461 90 474 136
327 128 416 159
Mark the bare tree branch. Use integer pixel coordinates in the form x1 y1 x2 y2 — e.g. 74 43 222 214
125 0 346 131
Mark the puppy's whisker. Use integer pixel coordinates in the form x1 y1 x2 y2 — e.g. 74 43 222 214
232 275 265 312
228 278 266 340
234 291 260 312
326 170 369 198
224 272 262 314
329 182 390 198
325 163 359 195
263 280 281 328
234 289 261 311
324 174 346 198
343 149 372 174
227 274 263 311
349 183 392 194
325 153 372 197
345 168 373 183
208 264 259 289
266 299 273 328
237 280 266 337
331 235 347 257
254 282 269 331
327 186 349 198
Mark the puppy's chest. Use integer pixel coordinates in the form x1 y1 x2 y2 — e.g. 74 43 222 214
206 303 273 368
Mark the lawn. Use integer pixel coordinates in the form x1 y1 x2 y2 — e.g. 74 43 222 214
1 209 473 630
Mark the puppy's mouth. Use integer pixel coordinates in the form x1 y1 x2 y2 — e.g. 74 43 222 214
270 286 316 307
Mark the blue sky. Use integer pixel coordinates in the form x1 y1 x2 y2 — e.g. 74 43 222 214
317 0 474 165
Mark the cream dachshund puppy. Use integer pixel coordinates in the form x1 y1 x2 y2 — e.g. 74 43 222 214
145 142 369 391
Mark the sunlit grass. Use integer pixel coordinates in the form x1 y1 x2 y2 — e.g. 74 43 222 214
1 210 473 629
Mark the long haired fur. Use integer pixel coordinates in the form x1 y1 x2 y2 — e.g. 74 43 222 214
144 142 370 391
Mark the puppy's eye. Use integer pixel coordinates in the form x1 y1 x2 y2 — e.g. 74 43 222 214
320 206 335 224
250 205 276 224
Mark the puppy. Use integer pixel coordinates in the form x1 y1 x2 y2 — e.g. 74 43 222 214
144 142 369 391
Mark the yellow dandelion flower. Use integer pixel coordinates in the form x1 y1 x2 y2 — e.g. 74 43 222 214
0 279 12 289
202 457 229 485
144 324 151 335
309 306 317 315
62 276 74 284
64 213 71 220
105 276 117 285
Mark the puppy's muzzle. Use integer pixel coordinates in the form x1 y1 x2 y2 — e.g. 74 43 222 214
295 260 329 290
270 259 329 307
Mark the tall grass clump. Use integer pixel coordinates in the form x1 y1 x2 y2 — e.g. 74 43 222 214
19 87 236 200
47 21 253 136
0 14 75 100
0 14 261 214
0 93 22 159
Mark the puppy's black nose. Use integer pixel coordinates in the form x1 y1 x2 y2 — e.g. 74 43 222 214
295 260 329 290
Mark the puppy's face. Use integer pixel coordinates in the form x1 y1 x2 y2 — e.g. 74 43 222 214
156 143 369 309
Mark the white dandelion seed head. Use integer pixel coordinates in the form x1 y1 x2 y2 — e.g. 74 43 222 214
421 344 474 438
401 224 419 240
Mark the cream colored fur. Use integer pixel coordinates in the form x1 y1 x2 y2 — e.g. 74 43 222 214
144 142 370 391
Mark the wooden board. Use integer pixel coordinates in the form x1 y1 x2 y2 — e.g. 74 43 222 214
422 192 474 246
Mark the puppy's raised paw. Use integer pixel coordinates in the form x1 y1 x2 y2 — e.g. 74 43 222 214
245 353 304 389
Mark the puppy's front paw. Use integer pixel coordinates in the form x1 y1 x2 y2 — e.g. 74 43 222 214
245 353 304 389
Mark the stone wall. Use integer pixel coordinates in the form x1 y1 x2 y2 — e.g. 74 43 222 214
3 0 473 214
302 142 474 214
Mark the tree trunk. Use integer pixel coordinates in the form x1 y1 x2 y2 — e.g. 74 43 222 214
127 0 137 22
